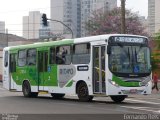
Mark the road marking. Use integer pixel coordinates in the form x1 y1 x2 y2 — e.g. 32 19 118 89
136 98 160 100
120 106 160 113
126 98 160 105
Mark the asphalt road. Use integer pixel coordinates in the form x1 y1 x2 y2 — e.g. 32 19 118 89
0 82 160 120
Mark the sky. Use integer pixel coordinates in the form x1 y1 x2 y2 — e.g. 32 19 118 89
0 0 148 37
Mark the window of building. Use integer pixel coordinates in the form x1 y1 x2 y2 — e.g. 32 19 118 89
72 43 90 64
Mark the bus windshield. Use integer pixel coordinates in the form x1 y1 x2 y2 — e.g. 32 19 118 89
109 45 151 76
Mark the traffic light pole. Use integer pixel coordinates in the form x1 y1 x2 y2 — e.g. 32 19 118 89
42 14 73 38
47 19 73 39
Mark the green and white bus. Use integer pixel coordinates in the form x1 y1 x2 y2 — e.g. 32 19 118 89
3 34 152 102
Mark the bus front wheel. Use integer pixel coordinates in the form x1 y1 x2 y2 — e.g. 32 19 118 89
110 95 127 103
77 82 93 102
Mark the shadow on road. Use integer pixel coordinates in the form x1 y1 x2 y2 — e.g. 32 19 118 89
2 95 152 106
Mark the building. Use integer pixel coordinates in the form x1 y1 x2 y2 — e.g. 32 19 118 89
50 0 117 38
155 0 160 33
0 21 5 33
50 0 78 38
81 0 117 37
23 11 41 39
148 0 160 35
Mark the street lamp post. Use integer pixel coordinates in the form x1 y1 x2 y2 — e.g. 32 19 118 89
48 19 73 39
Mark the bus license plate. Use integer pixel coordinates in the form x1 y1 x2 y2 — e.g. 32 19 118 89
129 89 137 94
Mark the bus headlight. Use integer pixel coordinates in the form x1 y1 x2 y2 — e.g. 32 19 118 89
108 79 119 87
139 81 150 87
139 78 151 86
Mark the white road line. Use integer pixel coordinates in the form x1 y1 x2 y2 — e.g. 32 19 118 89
126 98 160 105
137 98 160 100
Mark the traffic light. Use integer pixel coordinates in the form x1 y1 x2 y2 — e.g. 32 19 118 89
42 14 48 26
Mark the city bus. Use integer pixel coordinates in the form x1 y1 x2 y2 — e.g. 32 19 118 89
3 34 152 103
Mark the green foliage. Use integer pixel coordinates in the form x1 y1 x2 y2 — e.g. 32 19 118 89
154 32 160 41
151 56 159 71
153 32 160 49
151 31 160 71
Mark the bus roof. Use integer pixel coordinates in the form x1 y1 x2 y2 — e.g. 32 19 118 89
74 34 148 43
4 34 148 51
7 39 73 51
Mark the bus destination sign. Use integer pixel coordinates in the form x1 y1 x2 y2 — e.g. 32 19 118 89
114 37 145 43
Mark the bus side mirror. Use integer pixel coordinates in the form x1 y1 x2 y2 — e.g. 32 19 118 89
107 46 111 54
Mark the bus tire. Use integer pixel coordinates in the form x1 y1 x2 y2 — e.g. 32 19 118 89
110 95 127 103
77 82 93 102
51 93 65 99
22 81 38 98
22 81 32 97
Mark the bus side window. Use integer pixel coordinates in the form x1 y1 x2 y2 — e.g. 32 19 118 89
50 47 56 64
72 43 90 64
56 46 71 65
27 49 36 66
18 50 26 67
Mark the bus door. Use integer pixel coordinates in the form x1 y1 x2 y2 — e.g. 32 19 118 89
93 46 106 94
3 50 10 90
9 53 17 90
38 51 48 91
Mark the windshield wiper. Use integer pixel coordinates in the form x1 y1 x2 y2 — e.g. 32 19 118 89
117 43 130 61
127 47 130 63
134 45 143 63
131 46 136 73
134 48 137 63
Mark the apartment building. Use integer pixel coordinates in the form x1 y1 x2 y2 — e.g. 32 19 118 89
23 11 41 39
148 0 160 35
50 0 117 38
81 0 117 37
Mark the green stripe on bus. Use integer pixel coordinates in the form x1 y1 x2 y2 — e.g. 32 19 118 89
112 75 140 87
65 80 73 87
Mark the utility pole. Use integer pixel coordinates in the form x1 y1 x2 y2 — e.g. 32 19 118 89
6 29 8 46
121 0 126 34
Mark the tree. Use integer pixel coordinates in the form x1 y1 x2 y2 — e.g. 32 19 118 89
86 7 148 36
155 32 160 40
150 31 160 71
154 32 160 49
